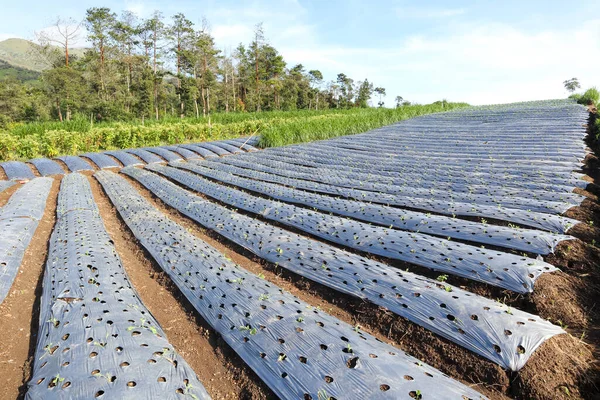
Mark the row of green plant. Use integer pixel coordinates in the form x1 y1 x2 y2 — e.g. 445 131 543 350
259 101 469 147
0 103 469 161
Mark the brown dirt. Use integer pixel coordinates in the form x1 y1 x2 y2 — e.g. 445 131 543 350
0 182 22 207
0 176 60 400
88 174 275 400
119 172 510 399
516 335 596 400
0 167 7 180
26 163 41 177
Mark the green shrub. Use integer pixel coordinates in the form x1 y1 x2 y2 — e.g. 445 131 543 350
578 87 600 105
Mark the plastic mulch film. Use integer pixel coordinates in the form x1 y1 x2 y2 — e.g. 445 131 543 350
162 146 200 160
229 152 585 202
237 146 586 192
149 163 557 292
142 147 183 162
56 156 94 172
177 144 219 158
167 162 573 255
0 180 15 193
104 151 144 167
229 136 261 147
0 178 52 304
26 173 210 400
211 156 580 215
81 153 121 169
1 161 36 180
265 144 586 179
124 148 163 164
121 167 564 371
190 142 230 156
188 159 579 234
29 158 65 176
222 139 258 152
258 146 586 185
96 170 487 399
208 141 244 154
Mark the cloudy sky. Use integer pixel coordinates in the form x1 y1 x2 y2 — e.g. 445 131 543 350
2 0 599 105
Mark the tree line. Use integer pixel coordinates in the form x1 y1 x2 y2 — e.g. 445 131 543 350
0 8 410 126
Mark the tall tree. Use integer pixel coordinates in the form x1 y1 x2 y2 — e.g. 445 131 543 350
308 70 323 110
144 11 165 119
395 95 404 108
356 79 373 108
85 7 117 97
169 13 194 117
563 78 580 93
374 87 386 107
35 17 82 67
249 23 265 111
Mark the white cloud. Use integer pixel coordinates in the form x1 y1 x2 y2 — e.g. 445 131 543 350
0 33 24 42
275 18 600 105
211 24 254 48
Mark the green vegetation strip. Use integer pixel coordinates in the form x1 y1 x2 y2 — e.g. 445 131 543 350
0 104 468 161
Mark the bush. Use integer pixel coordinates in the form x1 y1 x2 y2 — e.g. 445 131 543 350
578 87 600 105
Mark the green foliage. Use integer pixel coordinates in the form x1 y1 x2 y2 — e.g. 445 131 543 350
578 87 600 105
259 102 469 147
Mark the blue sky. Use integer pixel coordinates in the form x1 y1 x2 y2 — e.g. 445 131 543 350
1 0 599 105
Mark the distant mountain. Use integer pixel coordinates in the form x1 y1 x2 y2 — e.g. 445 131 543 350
0 59 40 82
0 38 86 73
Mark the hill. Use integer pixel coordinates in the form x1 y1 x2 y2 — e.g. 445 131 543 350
0 38 86 72
0 59 40 82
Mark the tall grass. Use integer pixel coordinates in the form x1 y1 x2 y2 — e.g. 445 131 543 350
577 87 600 106
259 102 469 147
0 103 469 161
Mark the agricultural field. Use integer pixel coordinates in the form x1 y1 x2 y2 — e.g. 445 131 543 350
0 99 598 400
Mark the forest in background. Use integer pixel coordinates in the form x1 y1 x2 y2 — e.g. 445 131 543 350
0 7 411 128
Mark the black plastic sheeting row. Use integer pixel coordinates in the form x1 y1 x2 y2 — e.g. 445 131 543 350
104 151 144 167
151 163 556 293
178 144 219 158
0 137 258 178
163 145 200 160
121 166 563 371
143 147 183 162
26 174 209 400
56 156 94 172
96 170 486 399
215 154 581 215
125 148 164 164
30 159 65 176
0 178 52 304
1 161 36 180
230 151 585 203
189 159 579 233
81 153 121 169
168 161 573 255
